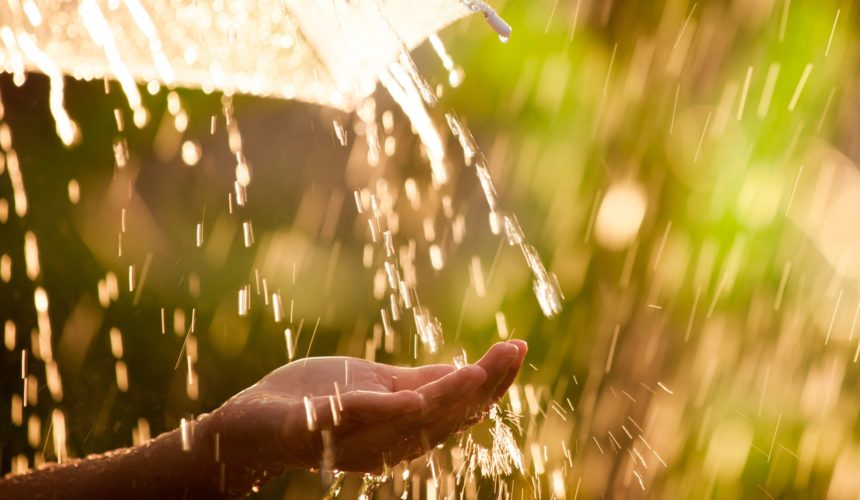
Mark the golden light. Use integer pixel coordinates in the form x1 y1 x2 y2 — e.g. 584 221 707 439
594 181 647 251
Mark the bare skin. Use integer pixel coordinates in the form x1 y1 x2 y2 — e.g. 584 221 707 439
0 340 527 499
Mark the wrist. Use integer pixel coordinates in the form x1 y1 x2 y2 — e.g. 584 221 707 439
191 411 239 497
199 407 281 497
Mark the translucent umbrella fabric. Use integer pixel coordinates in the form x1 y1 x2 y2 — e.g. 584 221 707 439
0 0 500 111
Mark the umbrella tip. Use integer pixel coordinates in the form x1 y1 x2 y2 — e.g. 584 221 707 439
483 10 512 42
466 1 511 42
484 10 512 43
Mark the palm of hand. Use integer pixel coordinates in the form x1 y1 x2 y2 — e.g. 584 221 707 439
210 341 527 476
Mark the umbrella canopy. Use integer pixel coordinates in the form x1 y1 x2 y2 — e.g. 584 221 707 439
0 0 507 112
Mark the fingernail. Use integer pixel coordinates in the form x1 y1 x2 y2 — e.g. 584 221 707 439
508 340 528 362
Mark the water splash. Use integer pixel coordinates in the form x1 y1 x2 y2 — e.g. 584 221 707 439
414 306 444 354
447 114 564 317
459 404 524 478
322 470 346 499
379 64 449 185
358 472 388 499
15 33 78 145
428 34 465 88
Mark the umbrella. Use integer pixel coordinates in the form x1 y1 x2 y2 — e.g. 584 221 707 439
0 0 561 318
0 0 510 135
0 0 564 319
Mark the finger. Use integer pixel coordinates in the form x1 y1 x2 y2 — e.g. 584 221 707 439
416 365 487 413
474 342 520 400
336 374 498 473
328 407 434 472
380 364 457 391
475 342 520 380
334 403 468 473
415 343 522 440
491 340 528 401
335 390 425 425
287 392 424 471
398 403 479 459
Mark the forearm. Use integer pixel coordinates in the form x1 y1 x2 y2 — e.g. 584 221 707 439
0 413 250 499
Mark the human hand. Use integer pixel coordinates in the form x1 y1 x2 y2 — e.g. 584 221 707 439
204 340 527 487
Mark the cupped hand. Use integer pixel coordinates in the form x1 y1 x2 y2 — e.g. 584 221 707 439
205 340 527 483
